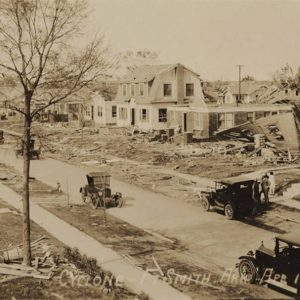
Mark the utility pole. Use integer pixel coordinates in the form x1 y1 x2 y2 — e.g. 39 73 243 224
236 65 244 106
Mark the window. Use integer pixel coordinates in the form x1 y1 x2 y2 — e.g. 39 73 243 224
97 106 102 117
131 84 135 97
163 84 172 97
218 113 225 129
86 106 90 116
140 108 149 121
112 105 117 118
158 108 167 122
122 84 127 97
119 107 127 120
139 83 145 96
186 83 194 97
247 112 254 122
225 113 234 128
296 90 299 96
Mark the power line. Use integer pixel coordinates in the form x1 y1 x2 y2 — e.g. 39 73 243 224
236 64 244 106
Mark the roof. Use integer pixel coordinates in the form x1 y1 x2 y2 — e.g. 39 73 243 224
120 64 174 83
217 175 254 185
119 63 201 83
276 233 300 247
228 82 268 95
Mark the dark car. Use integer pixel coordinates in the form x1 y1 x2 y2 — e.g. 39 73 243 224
237 233 300 296
80 172 123 209
199 176 257 219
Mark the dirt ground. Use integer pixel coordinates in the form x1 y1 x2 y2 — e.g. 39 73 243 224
0 198 138 300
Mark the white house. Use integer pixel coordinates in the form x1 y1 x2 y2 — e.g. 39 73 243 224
84 93 117 126
115 63 206 131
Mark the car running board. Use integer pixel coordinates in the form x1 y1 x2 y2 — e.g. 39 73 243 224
265 278 297 294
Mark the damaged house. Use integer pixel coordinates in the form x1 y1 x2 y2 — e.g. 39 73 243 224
115 63 206 131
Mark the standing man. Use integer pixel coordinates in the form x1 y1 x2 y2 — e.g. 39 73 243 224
261 174 271 207
252 179 261 215
269 171 276 196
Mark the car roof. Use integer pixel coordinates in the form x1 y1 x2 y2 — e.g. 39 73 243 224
87 172 110 178
276 233 300 247
216 175 255 185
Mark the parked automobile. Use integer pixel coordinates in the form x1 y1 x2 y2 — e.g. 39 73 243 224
237 233 300 296
199 176 257 219
80 172 123 209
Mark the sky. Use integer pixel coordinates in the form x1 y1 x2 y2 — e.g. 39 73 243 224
86 0 300 81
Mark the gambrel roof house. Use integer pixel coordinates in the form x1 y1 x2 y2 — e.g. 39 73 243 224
115 63 206 130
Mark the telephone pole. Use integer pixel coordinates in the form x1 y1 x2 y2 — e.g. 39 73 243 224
236 64 244 106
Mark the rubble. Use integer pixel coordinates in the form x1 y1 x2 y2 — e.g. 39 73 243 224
0 236 56 282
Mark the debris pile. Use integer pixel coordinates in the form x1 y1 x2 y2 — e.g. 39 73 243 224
0 236 56 282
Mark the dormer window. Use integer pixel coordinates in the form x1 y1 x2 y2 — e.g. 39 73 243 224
139 83 145 96
163 84 172 97
186 83 194 97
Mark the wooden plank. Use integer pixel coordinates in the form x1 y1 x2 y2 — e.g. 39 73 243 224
0 267 51 279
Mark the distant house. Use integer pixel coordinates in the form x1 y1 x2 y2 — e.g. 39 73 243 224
224 82 269 104
115 63 206 131
84 93 117 126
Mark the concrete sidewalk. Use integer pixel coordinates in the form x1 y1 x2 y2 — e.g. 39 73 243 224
0 183 190 300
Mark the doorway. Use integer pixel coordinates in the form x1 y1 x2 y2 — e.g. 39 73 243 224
131 108 135 125
183 113 187 132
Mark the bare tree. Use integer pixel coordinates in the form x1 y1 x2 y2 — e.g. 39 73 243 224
0 0 111 266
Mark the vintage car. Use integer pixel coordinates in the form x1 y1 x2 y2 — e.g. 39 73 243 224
80 172 123 209
237 233 300 296
199 176 257 219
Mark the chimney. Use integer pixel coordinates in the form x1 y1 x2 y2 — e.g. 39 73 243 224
176 64 184 105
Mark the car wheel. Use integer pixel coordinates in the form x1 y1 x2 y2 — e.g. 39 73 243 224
91 195 99 209
239 259 257 283
117 197 124 208
201 196 210 211
224 202 235 220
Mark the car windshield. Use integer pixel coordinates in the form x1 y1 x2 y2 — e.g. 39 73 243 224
276 240 300 257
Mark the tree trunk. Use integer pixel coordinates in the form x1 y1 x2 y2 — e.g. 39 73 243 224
22 95 32 266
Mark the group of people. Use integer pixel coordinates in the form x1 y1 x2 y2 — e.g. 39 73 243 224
252 171 275 213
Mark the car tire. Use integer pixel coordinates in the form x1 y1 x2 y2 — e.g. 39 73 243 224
91 195 99 209
224 202 235 220
201 196 210 211
239 259 257 284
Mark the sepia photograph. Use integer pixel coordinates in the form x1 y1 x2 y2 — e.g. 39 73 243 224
0 0 299 299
